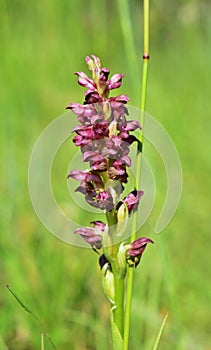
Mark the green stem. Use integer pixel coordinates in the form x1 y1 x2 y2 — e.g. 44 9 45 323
112 264 125 337
106 198 124 337
122 265 134 350
123 1 150 349
41 333 45 350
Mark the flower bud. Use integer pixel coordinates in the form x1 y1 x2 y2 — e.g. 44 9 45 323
85 56 95 71
108 120 117 137
102 101 112 120
102 232 114 259
116 243 127 279
116 202 128 236
99 255 115 304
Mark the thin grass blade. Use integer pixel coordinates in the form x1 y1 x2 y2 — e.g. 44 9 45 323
152 312 169 350
7 285 57 350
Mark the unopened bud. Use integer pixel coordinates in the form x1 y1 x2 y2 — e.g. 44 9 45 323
85 56 95 71
116 243 127 279
100 257 115 304
103 101 112 120
108 120 117 137
116 202 128 236
102 232 114 259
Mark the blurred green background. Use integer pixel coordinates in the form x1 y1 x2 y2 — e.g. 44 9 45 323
0 0 210 349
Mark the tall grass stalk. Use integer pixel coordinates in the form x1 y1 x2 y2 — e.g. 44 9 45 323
41 333 45 350
117 0 139 100
122 1 150 349
7 285 57 350
152 312 169 350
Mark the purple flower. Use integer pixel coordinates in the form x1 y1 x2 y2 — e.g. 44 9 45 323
67 103 103 125
117 120 142 132
109 158 130 184
67 55 130 106
74 221 106 249
75 71 96 90
93 122 109 136
71 122 109 150
123 190 144 213
126 237 154 267
85 91 103 104
86 189 114 211
67 169 103 185
101 136 130 160
89 158 107 172
68 169 103 193
99 68 110 85
75 55 123 103
107 74 124 90
108 95 130 104
68 170 115 211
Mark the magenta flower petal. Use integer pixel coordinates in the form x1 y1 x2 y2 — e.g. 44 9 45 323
127 237 154 267
66 102 86 113
129 237 154 254
99 68 110 83
91 221 106 231
108 94 130 104
107 74 124 90
74 226 103 249
75 72 96 90
90 158 107 172
86 189 114 211
67 170 88 180
118 120 142 132
82 150 99 162
85 91 103 104
119 156 131 167
123 190 144 213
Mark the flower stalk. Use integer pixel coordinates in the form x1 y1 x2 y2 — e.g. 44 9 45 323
66 50 152 349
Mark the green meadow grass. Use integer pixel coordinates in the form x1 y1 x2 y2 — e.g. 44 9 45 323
0 1 210 349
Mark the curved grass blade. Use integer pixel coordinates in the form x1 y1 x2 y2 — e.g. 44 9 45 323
7 285 57 350
152 312 169 350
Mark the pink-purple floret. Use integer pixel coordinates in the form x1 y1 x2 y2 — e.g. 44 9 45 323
128 237 154 258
